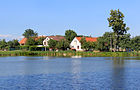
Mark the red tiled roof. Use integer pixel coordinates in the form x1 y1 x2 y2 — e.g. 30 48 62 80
76 37 98 42
19 36 46 45
34 36 46 40
48 36 65 41
19 38 27 44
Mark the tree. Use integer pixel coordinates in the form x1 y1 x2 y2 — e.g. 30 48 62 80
80 37 86 45
80 37 97 51
108 9 129 51
36 37 46 45
56 39 69 50
48 39 57 49
25 38 37 46
22 29 38 38
96 32 113 51
7 39 19 48
131 36 140 52
118 34 131 50
65 30 77 43
80 37 87 50
97 37 108 51
0 39 7 50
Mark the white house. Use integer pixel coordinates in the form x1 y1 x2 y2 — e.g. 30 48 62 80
70 37 98 51
43 36 65 46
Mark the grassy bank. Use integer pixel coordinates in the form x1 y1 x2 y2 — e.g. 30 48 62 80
0 51 140 57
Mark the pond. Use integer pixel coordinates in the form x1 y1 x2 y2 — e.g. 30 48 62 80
0 56 140 90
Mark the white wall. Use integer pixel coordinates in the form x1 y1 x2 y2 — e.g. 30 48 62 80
43 37 50 46
70 37 83 51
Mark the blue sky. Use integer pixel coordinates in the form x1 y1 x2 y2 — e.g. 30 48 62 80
0 0 140 40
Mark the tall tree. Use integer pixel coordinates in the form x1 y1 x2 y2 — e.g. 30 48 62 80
65 30 77 43
107 9 129 51
22 29 38 38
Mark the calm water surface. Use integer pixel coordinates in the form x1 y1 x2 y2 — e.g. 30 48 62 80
0 56 140 90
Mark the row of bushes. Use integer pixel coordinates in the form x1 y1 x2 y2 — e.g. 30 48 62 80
0 51 140 57
9 46 49 51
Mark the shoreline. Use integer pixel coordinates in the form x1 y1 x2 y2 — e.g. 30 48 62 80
0 51 140 57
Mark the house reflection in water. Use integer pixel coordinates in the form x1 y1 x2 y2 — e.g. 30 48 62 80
71 59 82 89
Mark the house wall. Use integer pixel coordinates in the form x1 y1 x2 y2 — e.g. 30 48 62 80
43 37 50 46
70 37 83 51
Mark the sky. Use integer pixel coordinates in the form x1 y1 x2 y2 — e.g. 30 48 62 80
0 0 140 40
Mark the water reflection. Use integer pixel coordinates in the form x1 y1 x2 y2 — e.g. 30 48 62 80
71 59 82 89
1 57 140 89
111 57 125 89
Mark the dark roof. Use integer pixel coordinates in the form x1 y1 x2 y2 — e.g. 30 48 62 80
48 36 65 41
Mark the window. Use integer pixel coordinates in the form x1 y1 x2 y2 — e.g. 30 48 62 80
44 42 46 45
77 46 79 49
74 40 77 44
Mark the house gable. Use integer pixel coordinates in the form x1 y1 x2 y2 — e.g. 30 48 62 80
43 37 50 46
70 37 82 51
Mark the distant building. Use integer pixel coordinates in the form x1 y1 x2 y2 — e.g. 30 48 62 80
19 36 46 45
43 36 65 46
19 38 27 45
70 37 98 51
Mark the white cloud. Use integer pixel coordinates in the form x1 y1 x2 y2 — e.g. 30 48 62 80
0 34 23 41
0 34 12 38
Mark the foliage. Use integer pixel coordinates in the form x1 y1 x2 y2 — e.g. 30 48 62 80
96 32 113 51
108 9 129 35
25 38 37 46
80 37 97 51
80 37 89 50
0 39 8 50
97 32 132 52
118 34 131 49
20 45 30 51
80 37 86 45
29 46 47 51
65 30 77 43
131 36 140 51
22 29 38 38
48 39 57 49
108 9 129 51
56 39 69 50
7 39 20 48
0 51 140 57
36 37 46 45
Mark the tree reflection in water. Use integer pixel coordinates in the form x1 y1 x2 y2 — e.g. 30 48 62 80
111 57 125 89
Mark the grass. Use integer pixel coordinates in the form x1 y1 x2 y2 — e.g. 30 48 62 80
0 50 140 57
